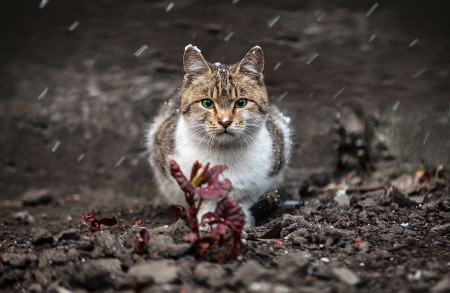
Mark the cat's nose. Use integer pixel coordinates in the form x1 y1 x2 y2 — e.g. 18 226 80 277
219 120 232 129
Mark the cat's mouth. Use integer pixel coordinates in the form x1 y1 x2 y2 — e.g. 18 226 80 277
218 129 233 135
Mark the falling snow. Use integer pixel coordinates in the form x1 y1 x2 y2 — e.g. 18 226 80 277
52 141 61 152
39 0 50 9
77 154 85 163
267 15 280 28
38 87 48 100
409 39 418 47
115 156 126 167
278 91 288 102
165 3 174 12
224 32 234 42
68 21 80 32
365 3 379 17
332 86 346 99
411 68 428 79
422 131 430 146
306 53 319 65
134 45 148 57
316 13 326 22
392 101 400 111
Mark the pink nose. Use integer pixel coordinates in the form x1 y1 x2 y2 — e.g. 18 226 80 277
219 120 232 129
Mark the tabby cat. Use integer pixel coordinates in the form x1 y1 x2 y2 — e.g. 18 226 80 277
148 44 291 227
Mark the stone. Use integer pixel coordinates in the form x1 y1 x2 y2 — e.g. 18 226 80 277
194 262 228 288
57 228 81 241
273 285 292 293
2 253 29 268
128 260 179 285
334 194 350 209
29 283 43 293
22 189 53 206
431 223 450 235
277 253 310 284
248 281 272 293
74 259 126 290
388 225 403 235
31 228 54 245
332 267 361 286
231 260 274 288
148 234 191 258
431 276 450 293
357 198 377 208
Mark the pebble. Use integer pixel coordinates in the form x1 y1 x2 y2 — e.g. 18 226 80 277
2 253 30 268
194 262 228 288
277 253 309 284
75 259 125 290
22 189 53 206
57 228 81 241
128 260 179 285
334 194 350 209
332 267 361 286
431 276 450 293
28 283 43 293
231 260 274 288
31 228 54 245
248 281 272 293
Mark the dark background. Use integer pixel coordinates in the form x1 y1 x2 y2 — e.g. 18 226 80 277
1 0 449 199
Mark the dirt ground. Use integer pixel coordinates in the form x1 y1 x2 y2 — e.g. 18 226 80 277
1 0 450 292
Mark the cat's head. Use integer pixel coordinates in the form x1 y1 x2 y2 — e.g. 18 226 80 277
180 44 269 147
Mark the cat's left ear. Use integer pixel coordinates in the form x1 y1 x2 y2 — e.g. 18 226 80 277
183 44 210 78
235 46 264 80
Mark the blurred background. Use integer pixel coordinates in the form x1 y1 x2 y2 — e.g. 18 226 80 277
1 0 449 200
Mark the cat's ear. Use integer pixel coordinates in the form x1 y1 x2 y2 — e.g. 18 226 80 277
235 46 264 80
183 44 210 77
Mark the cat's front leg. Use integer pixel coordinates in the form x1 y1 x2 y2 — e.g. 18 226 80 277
197 199 220 232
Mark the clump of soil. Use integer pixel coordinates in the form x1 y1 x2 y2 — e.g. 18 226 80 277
1 174 450 293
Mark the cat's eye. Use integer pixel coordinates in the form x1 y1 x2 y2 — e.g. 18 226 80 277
235 98 247 108
201 99 215 109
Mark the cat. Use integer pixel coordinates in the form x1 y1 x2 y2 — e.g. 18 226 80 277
147 44 291 227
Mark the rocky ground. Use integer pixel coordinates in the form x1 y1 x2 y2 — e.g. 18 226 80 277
1 0 450 292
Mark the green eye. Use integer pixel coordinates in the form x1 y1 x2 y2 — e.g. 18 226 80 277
201 99 215 109
235 98 247 108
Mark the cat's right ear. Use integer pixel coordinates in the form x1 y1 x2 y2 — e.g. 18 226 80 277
183 45 210 80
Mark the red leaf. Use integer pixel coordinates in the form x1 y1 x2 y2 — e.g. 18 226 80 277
134 219 142 226
210 223 228 240
136 227 150 256
97 216 118 227
196 165 232 200
169 205 185 221
81 214 117 232
354 237 362 249
184 232 200 243
170 160 195 197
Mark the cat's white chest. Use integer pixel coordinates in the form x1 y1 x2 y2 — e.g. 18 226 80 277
171 117 276 204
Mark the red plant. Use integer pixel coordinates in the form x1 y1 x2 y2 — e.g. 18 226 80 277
81 213 118 234
135 227 150 256
354 237 362 249
169 160 245 261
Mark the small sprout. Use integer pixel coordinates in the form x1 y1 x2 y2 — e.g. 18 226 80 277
169 205 185 221
354 237 362 249
81 213 118 235
169 160 245 262
136 227 150 256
